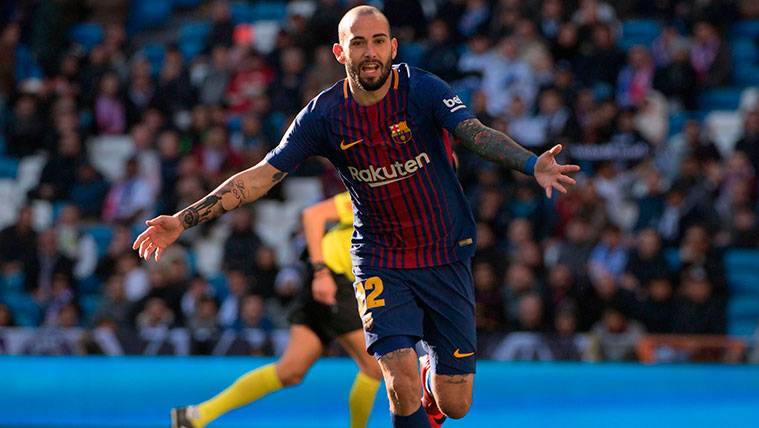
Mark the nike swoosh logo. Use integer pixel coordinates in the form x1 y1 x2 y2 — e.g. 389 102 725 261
340 139 363 150
453 349 475 358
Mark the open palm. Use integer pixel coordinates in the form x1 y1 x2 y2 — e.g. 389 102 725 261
132 215 184 262
534 144 581 198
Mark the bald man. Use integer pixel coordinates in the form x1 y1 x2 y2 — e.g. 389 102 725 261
136 6 579 428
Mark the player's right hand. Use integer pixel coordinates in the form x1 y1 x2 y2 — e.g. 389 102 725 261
312 271 337 306
132 215 184 262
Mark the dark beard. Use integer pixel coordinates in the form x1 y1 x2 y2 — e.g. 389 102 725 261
348 57 393 91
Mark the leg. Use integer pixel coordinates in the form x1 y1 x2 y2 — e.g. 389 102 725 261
337 329 383 428
413 261 478 421
376 347 423 416
275 324 324 386
430 373 474 419
336 329 382 381
175 325 323 428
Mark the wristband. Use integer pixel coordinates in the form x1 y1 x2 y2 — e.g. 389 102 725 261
524 154 538 176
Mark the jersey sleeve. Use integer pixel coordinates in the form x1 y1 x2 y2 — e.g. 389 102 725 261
415 70 475 133
333 192 354 225
264 99 326 173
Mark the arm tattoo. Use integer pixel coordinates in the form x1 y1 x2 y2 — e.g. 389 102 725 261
454 118 535 172
178 179 248 229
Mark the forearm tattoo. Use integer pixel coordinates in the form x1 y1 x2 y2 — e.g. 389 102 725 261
454 118 534 171
178 178 248 229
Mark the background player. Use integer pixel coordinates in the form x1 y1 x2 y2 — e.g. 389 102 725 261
170 192 382 428
134 6 579 428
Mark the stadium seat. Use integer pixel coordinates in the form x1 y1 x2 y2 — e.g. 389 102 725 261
141 42 166 77
84 224 114 258
398 42 425 67
77 276 103 296
728 296 759 319
4 291 40 327
172 0 203 8
87 135 135 182
0 134 5 155
128 0 173 33
698 88 743 111
705 111 743 155
732 38 759 64
16 153 46 196
283 177 323 208
69 23 104 53
733 65 759 88
730 20 759 39
178 21 211 61
663 247 681 272
0 179 20 230
252 1 288 22
0 156 19 179
231 2 255 24
728 319 757 337
209 275 228 301
79 294 102 323
619 19 661 51
725 250 759 272
727 271 759 295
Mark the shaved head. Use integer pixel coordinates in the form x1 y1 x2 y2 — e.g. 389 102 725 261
338 5 390 44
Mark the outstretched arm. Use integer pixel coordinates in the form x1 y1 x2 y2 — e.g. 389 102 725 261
177 161 286 229
454 118 580 198
454 118 536 172
132 160 287 261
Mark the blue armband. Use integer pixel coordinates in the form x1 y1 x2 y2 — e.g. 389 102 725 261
524 154 538 176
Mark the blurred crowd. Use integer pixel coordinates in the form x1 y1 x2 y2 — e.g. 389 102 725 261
1 0 759 361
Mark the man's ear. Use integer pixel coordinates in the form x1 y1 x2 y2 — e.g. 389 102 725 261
333 43 346 65
391 38 398 60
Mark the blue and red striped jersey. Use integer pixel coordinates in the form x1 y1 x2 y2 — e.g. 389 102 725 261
265 64 477 269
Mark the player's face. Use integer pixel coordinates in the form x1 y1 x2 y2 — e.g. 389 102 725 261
334 15 397 91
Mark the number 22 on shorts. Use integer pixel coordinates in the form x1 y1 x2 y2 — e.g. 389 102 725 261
356 276 386 315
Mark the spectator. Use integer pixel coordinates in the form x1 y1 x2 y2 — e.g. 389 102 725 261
154 47 193 117
199 45 231 106
545 303 585 360
94 72 126 135
622 228 670 290
653 39 698 110
222 208 262 276
189 295 221 355
635 276 675 333
473 262 506 332
207 0 234 49
25 229 74 298
616 45 655 108
35 133 85 201
0 303 14 327
672 268 726 335
225 49 275 114
576 23 624 86
237 294 275 331
192 125 244 185
481 36 537 116
42 272 75 326
734 110 759 174
420 19 460 83
218 270 252 328
70 163 110 220
587 306 645 361
589 225 628 280
503 263 539 328
54 205 98 280
515 293 547 332
125 58 155 126
554 217 595 278
0 205 37 279
690 20 731 88
136 297 175 333
102 157 155 226
5 93 45 157
92 274 132 330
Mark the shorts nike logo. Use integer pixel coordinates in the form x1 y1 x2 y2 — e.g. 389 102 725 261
340 139 363 150
453 349 475 358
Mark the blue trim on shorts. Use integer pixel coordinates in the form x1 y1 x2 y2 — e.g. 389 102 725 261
370 335 419 358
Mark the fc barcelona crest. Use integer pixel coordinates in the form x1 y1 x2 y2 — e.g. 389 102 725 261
389 121 413 144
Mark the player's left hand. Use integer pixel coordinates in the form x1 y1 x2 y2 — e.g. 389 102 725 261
534 144 580 198
312 270 337 306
